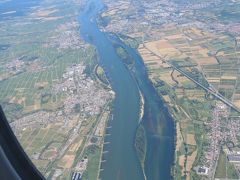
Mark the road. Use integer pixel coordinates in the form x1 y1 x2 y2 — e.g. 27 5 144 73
141 29 240 113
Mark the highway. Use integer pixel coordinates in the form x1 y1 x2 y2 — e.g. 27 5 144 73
141 38 240 113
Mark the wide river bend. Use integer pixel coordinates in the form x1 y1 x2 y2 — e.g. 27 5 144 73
79 0 175 179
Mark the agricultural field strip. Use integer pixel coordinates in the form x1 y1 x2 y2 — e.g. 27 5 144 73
141 25 201 178
26 128 44 151
142 28 240 113
231 38 240 104
21 129 37 147
1 75 26 100
40 126 51 144
8 77 25 99
0 23 72 99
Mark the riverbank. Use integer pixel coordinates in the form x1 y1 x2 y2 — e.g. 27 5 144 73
96 101 113 180
139 90 144 123
108 30 175 179
135 124 147 180
79 0 175 179
94 64 111 88
79 0 145 179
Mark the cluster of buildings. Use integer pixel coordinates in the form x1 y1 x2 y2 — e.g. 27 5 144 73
194 166 209 176
45 21 85 50
101 0 174 34
101 0 239 46
12 63 113 131
100 0 204 35
72 156 88 180
54 63 113 118
10 110 59 133
8 60 113 180
71 172 82 180
2 59 26 80
99 0 240 179
195 102 240 178
200 103 224 177
1 55 42 81
5 59 25 71
222 118 240 145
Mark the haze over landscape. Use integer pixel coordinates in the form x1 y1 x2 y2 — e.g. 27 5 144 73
0 0 240 179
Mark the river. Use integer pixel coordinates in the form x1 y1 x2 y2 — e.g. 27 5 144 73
79 0 175 180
